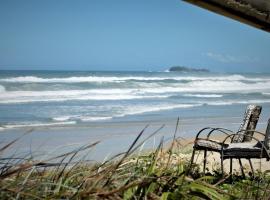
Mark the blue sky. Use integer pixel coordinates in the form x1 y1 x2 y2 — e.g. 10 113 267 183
0 0 269 72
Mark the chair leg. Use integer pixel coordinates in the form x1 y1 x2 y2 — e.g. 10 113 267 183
187 148 196 175
190 148 196 167
230 158 233 174
248 159 254 177
203 150 207 175
221 154 224 177
230 158 233 183
238 159 245 178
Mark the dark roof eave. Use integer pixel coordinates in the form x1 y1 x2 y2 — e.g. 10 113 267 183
183 0 270 33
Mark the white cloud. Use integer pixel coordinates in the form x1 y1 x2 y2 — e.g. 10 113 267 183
205 52 259 63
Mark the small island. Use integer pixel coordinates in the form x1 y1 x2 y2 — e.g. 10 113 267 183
169 66 209 73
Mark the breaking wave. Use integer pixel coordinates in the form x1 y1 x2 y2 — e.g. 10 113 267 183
183 94 223 98
52 103 201 123
0 74 268 83
1 71 270 128
0 89 169 104
1 78 270 104
2 121 77 130
53 116 113 122
116 104 202 117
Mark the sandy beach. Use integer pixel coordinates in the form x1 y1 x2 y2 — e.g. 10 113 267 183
1 109 269 166
0 117 239 158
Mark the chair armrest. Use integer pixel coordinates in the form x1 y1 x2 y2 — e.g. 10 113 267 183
230 129 266 143
194 127 234 140
206 128 235 139
194 127 217 140
235 129 266 137
221 130 266 145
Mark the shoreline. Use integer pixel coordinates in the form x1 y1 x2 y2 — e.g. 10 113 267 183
1 112 268 162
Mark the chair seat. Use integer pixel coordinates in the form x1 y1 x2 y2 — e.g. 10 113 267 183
194 138 228 151
226 142 258 150
223 142 268 159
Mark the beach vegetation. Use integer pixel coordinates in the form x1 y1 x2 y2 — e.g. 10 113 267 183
1 123 270 199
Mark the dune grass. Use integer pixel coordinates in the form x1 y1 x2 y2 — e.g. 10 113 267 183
1 121 270 199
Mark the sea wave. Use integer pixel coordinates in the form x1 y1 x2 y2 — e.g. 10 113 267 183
183 94 223 98
2 121 77 130
53 115 113 122
53 116 72 121
0 74 268 83
0 89 169 104
0 76 125 83
1 77 270 103
1 71 270 130
51 104 201 123
139 80 270 93
206 99 270 106
0 85 5 92
78 116 113 122
116 104 202 117
207 102 234 106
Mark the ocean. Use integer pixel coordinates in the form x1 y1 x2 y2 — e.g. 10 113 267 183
1 70 270 159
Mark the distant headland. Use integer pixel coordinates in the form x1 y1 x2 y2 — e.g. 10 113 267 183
169 66 209 73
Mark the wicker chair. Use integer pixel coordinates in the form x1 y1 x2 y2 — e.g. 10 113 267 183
189 105 262 174
221 118 270 177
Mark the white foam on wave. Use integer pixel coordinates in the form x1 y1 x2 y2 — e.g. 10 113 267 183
0 76 120 83
183 94 223 98
0 75 165 83
207 102 234 106
2 121 77 130
178 74 246 81
0 74 268 83
139 80 270 94
206 99 270 106
53 116 71 121
237 99 270 104
79 116 113 122
50 104 201 123
117 104 202 117
0 89 169 104
1 76 270 104
53 115 113 122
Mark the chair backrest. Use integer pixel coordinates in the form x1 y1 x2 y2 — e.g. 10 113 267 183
264 118 270 149
232 104 262 143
